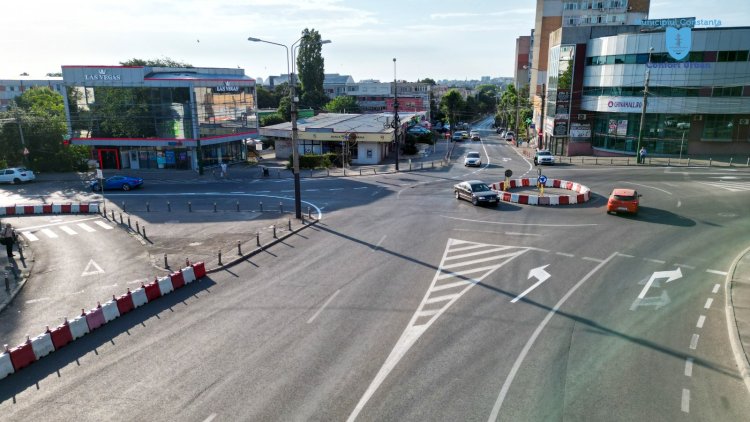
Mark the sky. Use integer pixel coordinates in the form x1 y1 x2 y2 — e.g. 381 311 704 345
2 0 749 83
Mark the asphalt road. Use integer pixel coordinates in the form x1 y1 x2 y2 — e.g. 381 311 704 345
1 121 749 421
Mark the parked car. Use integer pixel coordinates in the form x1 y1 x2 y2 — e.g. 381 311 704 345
454 180 499 207
464 151 482 167
534 150 555 165
0 167 36 184
607 188 641 214
452 130 469 141
505 131 515 140
91 175 144 191
407 125 431 134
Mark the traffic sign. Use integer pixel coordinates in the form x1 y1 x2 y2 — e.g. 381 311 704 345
539 175 547 184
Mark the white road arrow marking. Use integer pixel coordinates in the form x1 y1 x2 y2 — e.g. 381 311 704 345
81 259 105 277
637 268 682 299
511 265 551 303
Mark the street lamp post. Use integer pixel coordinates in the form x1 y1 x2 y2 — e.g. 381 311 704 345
636 47 654 164
392 58 400 172
248 35 331 219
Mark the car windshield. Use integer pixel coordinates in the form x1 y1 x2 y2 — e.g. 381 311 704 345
538 151 551 156
467 152 480 158
470 183 491 192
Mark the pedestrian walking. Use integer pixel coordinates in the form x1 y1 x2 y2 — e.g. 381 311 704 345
220 162 228 178
639 147 647 164
1 223 16 258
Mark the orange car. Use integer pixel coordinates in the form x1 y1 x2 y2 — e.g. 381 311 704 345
607 188 641 214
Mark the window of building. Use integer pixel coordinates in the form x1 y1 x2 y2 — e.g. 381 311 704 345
635 54 649 64
614 55 625 64
702 115 734 140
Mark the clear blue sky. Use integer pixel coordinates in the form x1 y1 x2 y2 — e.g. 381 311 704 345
2 0 748 82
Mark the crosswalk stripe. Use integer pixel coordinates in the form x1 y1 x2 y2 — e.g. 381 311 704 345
41 228 58 238
425 293 460 304
22 232 39 242
431 280 470 291
448 243 491 253
697 181 750 192
443 254 516 269
94 221 113 230
77 223 96 232
59 226 78 235
444 246 513 261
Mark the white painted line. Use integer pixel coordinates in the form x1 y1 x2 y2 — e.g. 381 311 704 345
416 309 441 318
437 264 506 280
15 216 100 231
445 247 513 261
677 200 682 208
487 252 618 421
203 414 217 422
443 215 598 227
620 181 673 195
305 189 320 192
449 243 493 253
616 253 634 258
26 297 51 304
443 254 514 269
511 276 550 303
712 284 720 294
41 228 58 238
371 189 381 197
704 298 713 309
329 188 344 191
229 191 245 194
685 358 693 376
94 221 113 230
674 263 695 270
256 190 271 193
306 289 341 324
280 190 294 193
21 231 39 242
505 232 540 236
425 294 460 304
372 235 386 251
643 258 666 264
77 223 96 232
59 225 78 235
353 187 369 190
706 269 728 276
697 315 706 328
431 280 470 292
689 334 700 350
582 257 604 263
556 252 575 258
681 389 690 413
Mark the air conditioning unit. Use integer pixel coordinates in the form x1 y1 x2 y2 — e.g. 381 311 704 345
739 119 750 125
578 114 587 120
693 115 703 121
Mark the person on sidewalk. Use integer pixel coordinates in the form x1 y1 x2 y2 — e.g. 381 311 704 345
1 223 16 258
639 147 647 164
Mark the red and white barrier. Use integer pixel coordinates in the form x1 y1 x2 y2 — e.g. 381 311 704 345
0 202 100 216
492 178 591 206
0 262 206 380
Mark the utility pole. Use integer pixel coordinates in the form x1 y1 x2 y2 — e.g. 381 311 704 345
539 83 546 149
291 70 302 218
636 48 653 164
392 58 400 172
514 93 520 144
13 103 28 166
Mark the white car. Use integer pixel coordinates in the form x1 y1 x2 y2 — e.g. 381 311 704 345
534 150 555 165
464 151 482 167
0 167 36 184
505 131 515 140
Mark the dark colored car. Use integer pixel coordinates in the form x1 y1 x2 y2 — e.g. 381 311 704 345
454 180 499 207
91 175 144 191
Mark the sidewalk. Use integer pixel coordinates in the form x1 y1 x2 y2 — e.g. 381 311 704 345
729 246 750 392
0 240 34 314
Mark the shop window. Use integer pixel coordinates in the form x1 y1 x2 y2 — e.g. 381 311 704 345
702 115 734 140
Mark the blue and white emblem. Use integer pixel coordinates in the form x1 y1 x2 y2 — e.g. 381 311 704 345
666 26 691 60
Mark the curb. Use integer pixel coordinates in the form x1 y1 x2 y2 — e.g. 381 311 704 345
0 242 35 315
490 178 591 206
206 218 320 274
725 245 750 395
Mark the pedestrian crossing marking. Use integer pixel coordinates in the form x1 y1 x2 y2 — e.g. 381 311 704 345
78 223 96 232
697 181 750 192
94 221 113 230
59 226 78 235
41 228 58 238
21 232 39 242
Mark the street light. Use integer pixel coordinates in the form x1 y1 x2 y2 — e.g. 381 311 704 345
391 58 400 172
636 47 654 164
248 35 331 219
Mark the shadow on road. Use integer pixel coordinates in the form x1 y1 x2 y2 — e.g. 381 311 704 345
612 206 696 227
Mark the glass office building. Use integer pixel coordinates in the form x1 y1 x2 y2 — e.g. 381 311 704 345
62 65 257 170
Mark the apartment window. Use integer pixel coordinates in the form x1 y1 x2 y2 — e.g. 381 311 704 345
10 86 15 91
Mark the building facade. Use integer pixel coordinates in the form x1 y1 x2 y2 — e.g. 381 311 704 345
514 35 532 89
0 77 65 110
62 65 256 171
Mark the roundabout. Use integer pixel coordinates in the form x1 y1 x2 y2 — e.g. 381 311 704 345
490 177 591 205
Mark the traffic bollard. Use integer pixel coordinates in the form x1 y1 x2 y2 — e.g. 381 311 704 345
188 201 192 212
687 157 691 166
729 157 733 166
167 201 171 212
213 202 217 213
236 201 240 212
142 226 146 238
122 201 126 212
237 240 242 256
128 216 131 228
288 219 292 231
279 202 283 213
164 253 168 268
256 232 260 247
136 221 139 233
146 202 150 212
259 201 263 212
218 250 222 265
360 168 362 176
709 158 712 167
4 272 9 292
273 225 277 238
308 207 311 219
119 212 123 224
111 210 115 220
327 169 330 177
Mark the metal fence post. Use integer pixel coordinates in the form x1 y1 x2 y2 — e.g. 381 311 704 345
256 232 260 247
135 221 139 233
288 219 292 231
237 240 242 256
279 202 283 213
273 225 277 238
218 249 222 265
164 253 168 268
127 216 131 228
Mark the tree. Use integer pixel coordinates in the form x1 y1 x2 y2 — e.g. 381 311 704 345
260 114 285 126
256 86 278 109
120 57 193 67
440 90 465 132
46 72 62 77
418 78 436 85
296 28 326 110
324 95 360 113
277 96 291 121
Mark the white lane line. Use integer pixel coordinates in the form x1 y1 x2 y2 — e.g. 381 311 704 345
511 275 551 303
203 414 217 422
425 294 459 304
620 181 673 195
21 231 39 242
689 334 700 350
643 258 666 264
674 263 695 270
305 189 320 192
681 389 690 413
373 235 386 251
677 200 682 208
41 228 58 238
697 315 706 328
704 298 713 309
306 289 341 324
443 255 513 269
556 252 575 258
59 225 78 235
445 247 513 261
616 253 634 258
706 269 728 276
353 187 369 190
256 190 271 193
487 252 618 421
685 358 693 376
582 257 604 263
280 189 294 192
443 215 598 227
77 223 96 232
329 188 344 191
26 297 51 304
229 191 245 194
94 221 113 230
712 284 720 294
505 232 540 236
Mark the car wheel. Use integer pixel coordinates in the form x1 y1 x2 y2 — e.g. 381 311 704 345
12 178 20 184
472 197 478 206
122 184 131 191
533 160 538 166
455 191 461 200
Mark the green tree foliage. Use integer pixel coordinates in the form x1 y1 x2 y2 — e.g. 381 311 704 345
260 114 285 127
256 86 278 109
90 87 154 138
277 96 291 121
324 95 360 113
418 78 436 85
296 28 327 110
440 90 465 131
120 58 193 67
0 88 90 172
496 84 532 137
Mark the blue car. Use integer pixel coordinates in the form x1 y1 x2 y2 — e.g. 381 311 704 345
91 175 144 191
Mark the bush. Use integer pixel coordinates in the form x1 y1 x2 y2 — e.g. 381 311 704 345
401 143 418 155
289 153 337 169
